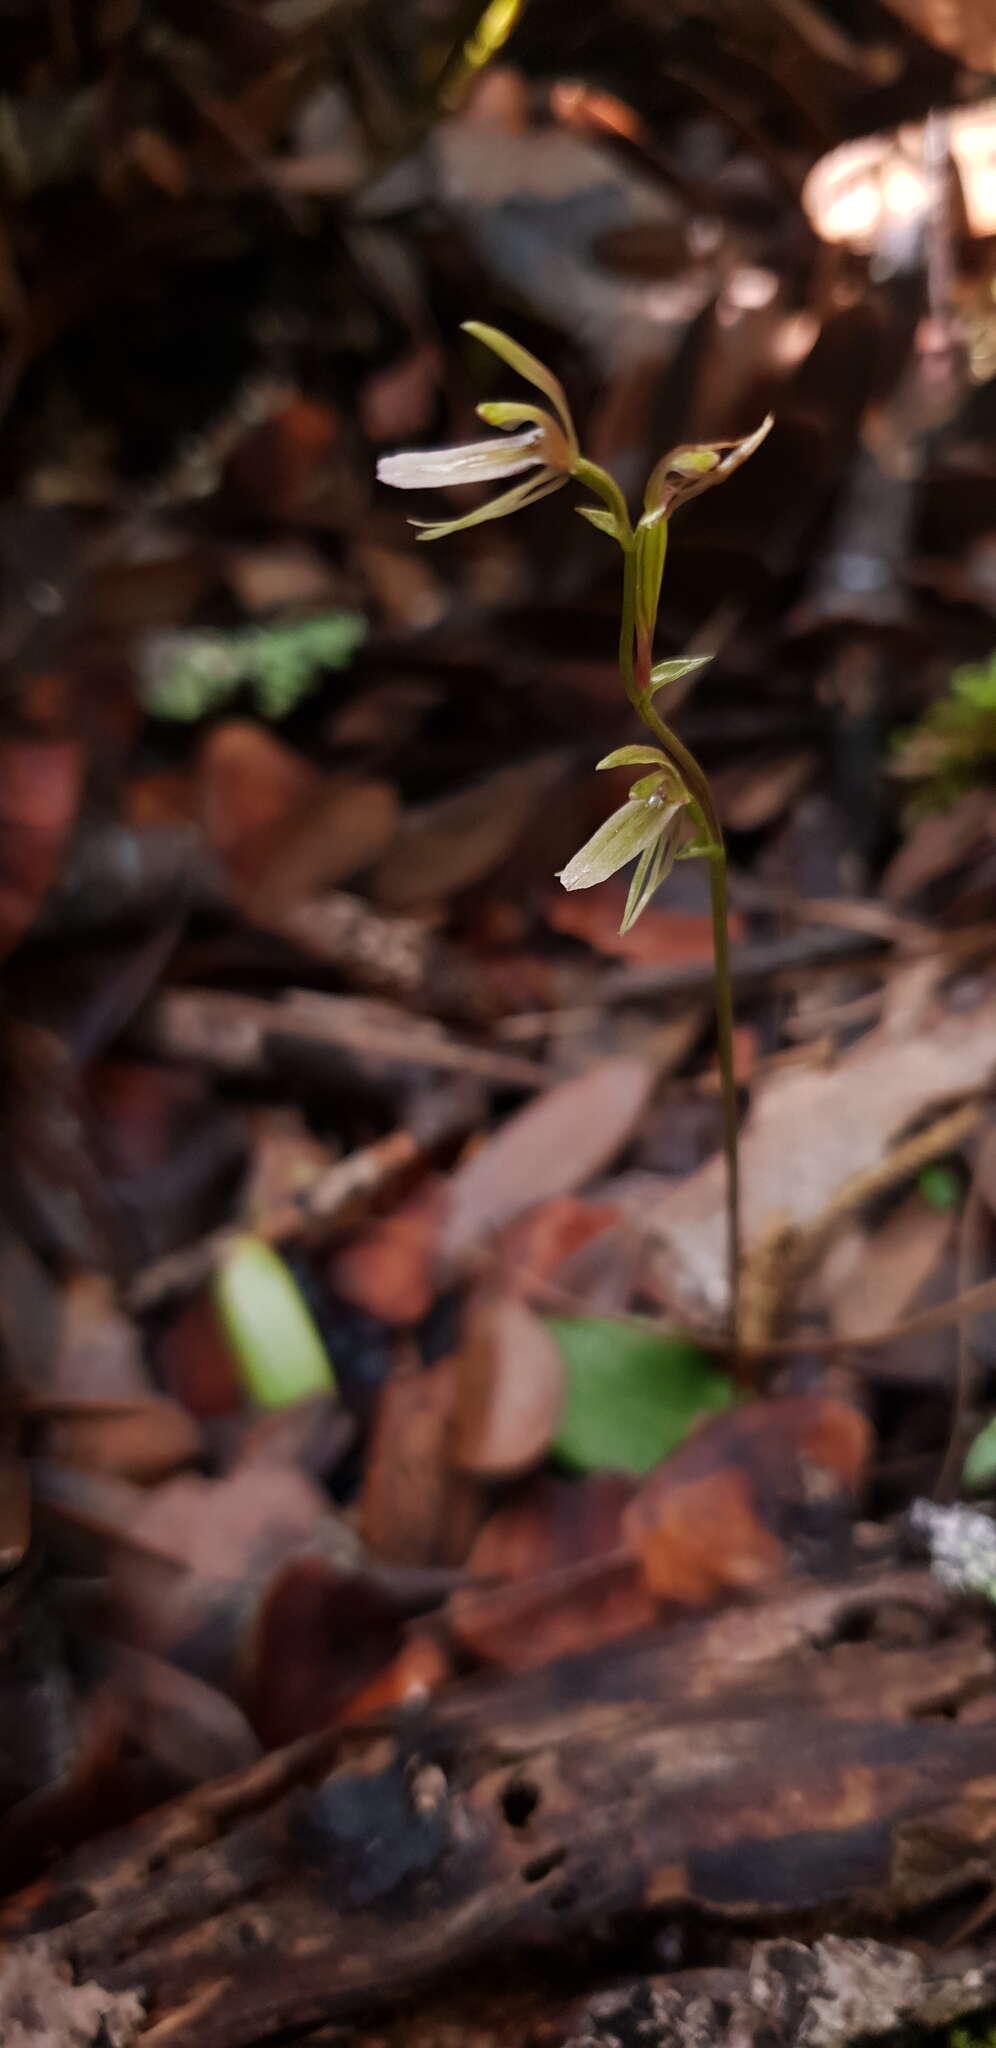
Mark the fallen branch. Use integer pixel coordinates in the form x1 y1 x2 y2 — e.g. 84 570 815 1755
5 1571 996 2046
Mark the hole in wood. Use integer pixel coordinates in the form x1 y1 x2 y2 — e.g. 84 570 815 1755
521 1846 566 1884
500 1779 539 1830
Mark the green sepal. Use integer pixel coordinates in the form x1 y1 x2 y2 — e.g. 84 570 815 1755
462 320 576 451
558 799 667 891
619 819 680 931
477 399 553 431
412 470 566 541
596 744 669 772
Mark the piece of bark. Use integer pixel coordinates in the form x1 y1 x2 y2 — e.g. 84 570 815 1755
564 1937 996 2048
5 1573 996 2046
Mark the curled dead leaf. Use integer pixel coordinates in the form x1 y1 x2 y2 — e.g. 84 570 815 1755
623 1393 872 1602
440 1055 656 1268
450 1293 566 1480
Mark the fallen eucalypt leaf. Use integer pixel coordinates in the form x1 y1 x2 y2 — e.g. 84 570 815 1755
378 320 772 1331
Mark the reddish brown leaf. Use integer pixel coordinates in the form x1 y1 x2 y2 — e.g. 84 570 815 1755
156 1290 242 1418
360 1356 482 1568
51 1272 147 1401
328 1176 446 1326
449 1472 646 1668
450 1293 565 1479
622 1394 872 1602
0 735 82 959
247 776 400 918
44 1398 202 1486
221 539 338 614
243 1554 408 1746
337 1632 451 1724
235 1393 356 1478
197 720 323 890
546 880 744 965
223 395 338 520
492 1195 622 1300
819 1195 955 1342
713 751 815 832
440 1056 656 1268
451 1555 652 1669
370 754 568 911
467 1471 634 1580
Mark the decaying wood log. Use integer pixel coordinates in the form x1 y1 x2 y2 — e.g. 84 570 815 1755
4 1570 996 2047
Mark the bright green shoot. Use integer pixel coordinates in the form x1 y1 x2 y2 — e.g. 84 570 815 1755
378 321 772 1328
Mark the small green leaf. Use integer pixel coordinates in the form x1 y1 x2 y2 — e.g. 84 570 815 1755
964 1416 996 1490
918 1162 962 1212
628 771 670 799
558 800 665 892
576 504 620 538
649 655 713 693
548 1315 735 1474
596 745 669 772
213 1237 336 1410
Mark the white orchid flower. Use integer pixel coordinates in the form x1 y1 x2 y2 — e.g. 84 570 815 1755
558 746 693 934
376 321 578 542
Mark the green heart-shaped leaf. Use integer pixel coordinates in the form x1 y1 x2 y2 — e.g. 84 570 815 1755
547 1315 735 1474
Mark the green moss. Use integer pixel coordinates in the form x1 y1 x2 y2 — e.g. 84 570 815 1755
894 651 996 814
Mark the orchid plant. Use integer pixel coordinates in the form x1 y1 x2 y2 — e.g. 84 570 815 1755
378 322 771 1324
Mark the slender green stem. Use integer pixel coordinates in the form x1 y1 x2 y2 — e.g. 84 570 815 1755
704 843 740 1325
618 539 741 1331
572 456 633 545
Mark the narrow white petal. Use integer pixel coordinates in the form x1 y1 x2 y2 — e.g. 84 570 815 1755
377 430 542 490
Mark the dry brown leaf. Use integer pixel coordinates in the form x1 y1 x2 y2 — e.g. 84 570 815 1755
450 1293 565 1479
465 1471 634 1581
440 1056 656 1268
44 1398 202 1486
449 1471 649 1668
328 1176 446 1326
242 1553 411 1745
877 0 994 68
449 1551 653 1669
156 1290 242 1418
622 1394 871 1602
975 1122 996 1220
713 751 816 832
0 735 82 959
370 754 568 910
817 1195 955 1342
491 1195 623 1301
221 539 339 613
648 974 996 1321
198 719 322 889
223 394 338 520
248 777 400 917
547 880 744 965
360 1356 481 1568
52 1272 147 1400
881 789 996 903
